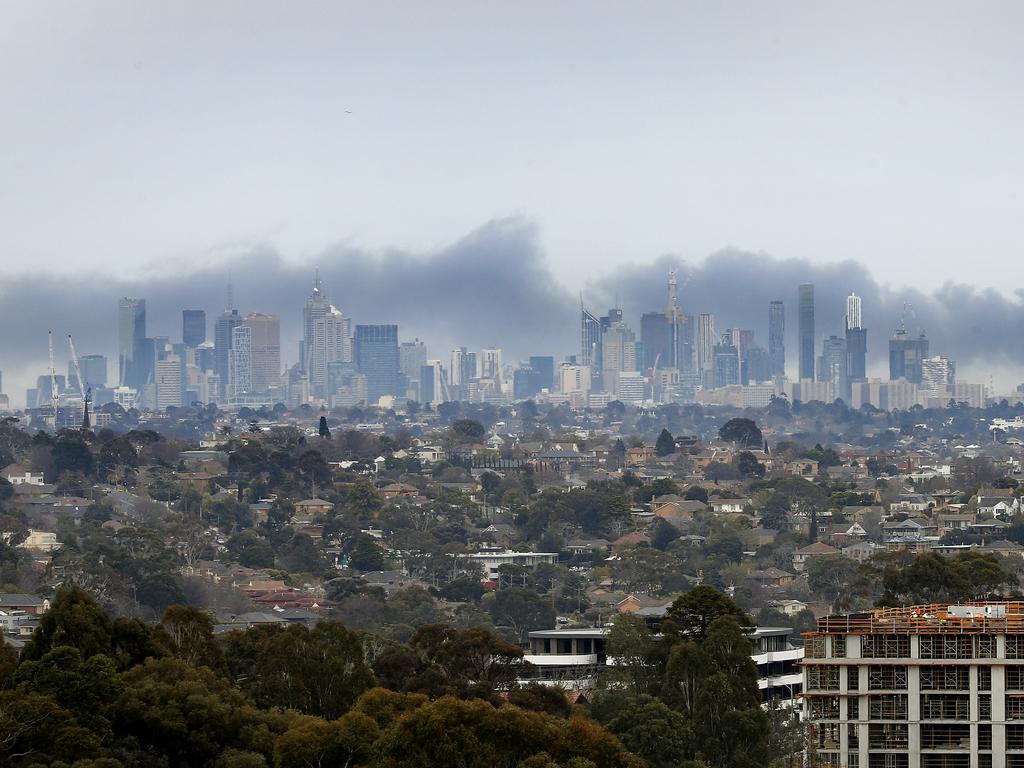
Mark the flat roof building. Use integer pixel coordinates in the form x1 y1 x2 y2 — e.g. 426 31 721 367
803 602 1024 768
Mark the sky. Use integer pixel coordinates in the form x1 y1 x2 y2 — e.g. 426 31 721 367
1 2 1024 401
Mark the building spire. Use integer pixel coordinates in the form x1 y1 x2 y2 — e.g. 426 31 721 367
226 269 234 311
314 267 322 294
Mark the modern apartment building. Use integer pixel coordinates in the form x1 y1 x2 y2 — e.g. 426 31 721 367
803 602 1024 768
520 625 803 704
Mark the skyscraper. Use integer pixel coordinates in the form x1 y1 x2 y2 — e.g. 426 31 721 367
818 335 848 401
768 301 785 378
528 356 554 391
845 294 867 382
889 327 929 383
580 306 602 372
696 314 715 383
68 355 108 393
845 293 862 331
798 284 815 381
182 310 206 348
214 308 241 398
354 325 400 404
118 297 146 388
303 276 352 400
243 313 281 394
920 356 955 399
229 325 252 399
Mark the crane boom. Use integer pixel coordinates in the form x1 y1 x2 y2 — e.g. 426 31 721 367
48 331 59 411
68 335 86 397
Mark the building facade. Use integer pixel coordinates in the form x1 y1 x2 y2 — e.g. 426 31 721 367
803 602 1024 768
799 284 816 381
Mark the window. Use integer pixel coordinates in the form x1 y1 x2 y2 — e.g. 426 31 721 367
869 694 907 720
921 757 968 768
919 666 968 691
1007 724 1024 750
919 635 973 660
812 723 842 749
807 636 826 659
807 665 841 691
1009 667 1024 690
979 666 992 691
979 694 991 721
869 756 908 768
1008 636 1024 659
848 723 859 748
812 755 840 768
977 635 996 658
869 723 908 749
848 696 861 720
847 666 860 690
978 724 992 750
1008 695 1024 721
868 666 907 690
920 724 970 750
920 694 969 720
862 635 909 659
832 634 847 658
810 696 841 719
848 754 859 768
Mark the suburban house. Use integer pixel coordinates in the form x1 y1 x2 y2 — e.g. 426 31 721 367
792 542 840 572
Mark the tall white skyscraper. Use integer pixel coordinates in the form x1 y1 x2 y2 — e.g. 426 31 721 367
229 325 252 399
303 275 351 400
243 313 280 394
696 314 716 375
846 293 862 330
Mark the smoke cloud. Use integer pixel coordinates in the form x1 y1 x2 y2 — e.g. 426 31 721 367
1 218 1022 405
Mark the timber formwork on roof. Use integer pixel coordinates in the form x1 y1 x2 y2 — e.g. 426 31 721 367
806 602 1024 636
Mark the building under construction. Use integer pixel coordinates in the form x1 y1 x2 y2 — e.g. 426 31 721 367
803 602 1024 768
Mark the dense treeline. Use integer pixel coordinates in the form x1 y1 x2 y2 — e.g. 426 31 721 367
0 585 800 768
0 588 643 768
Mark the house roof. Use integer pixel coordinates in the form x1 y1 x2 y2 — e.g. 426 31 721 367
795 542 840 556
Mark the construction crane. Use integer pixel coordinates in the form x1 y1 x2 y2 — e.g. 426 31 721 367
46 331 59 429
68 335 91 429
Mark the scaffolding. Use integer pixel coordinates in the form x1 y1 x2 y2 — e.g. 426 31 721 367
808 602 1024 636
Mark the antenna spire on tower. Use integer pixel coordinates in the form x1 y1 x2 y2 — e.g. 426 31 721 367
226 269 234 311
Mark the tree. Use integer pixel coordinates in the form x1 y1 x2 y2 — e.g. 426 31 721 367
159 605 223 669
318 416 332 440
806 555 865 612
592 693 691 768
21 586 113 661
279 533 325 574
655 429 675 457
718 418 763 448
275 711 380 768
667 585 752 641
684 486 709 503
345 533 385 572
734 451 766 478
451 419 486 443
222 622 376 720
487 587 556 643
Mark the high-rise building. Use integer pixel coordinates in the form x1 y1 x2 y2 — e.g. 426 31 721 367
118 297 147 388
419 360 445 406
889 328 929 383
182 310 206 348
697 314 716 383
528 356 554 391
229 325 252 399
400 341 428 379
921 356 956 399
354 325 400 404
68 355 108 393
845 293 862 331
302 275 352 400
768 300 785 378
214 309 241 398
713 342 740 388
559 363 591 395
803 602 1018 768
845 293 867 382
798 284 815 381
242 313 281 394
581 306 602 368
818 335 848 401
155 355 183 410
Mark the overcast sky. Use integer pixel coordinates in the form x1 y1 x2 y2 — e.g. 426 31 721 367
3 1 1024 290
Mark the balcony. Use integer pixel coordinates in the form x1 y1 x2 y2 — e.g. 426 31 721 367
523 653 599 666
